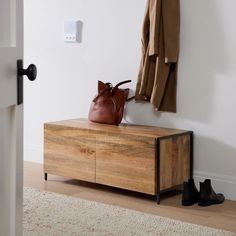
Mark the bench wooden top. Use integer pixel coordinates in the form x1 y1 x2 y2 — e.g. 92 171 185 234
44 118 190 138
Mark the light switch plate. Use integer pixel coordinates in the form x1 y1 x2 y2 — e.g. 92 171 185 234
64 20 79 43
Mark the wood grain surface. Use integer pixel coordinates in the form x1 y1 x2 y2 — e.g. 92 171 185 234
159 135 191 191
44 125 96 182
45 118 188 138
96 133 156 194
44 119 192 196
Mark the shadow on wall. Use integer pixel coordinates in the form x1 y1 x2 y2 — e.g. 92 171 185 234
195 135 236 177
123 89 162 126
77 20 83 43
177 0 229 123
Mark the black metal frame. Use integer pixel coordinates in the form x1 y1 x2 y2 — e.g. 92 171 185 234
155 131 194 204
44 172 48 181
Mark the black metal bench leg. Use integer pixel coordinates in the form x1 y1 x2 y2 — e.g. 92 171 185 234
44 173 48 181
157 194 160 204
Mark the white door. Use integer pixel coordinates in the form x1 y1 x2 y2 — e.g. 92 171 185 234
0 0 23 235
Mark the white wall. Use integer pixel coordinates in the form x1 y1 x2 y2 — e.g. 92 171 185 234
24 0 236 200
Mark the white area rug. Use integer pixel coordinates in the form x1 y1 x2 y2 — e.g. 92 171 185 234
23 187 235 236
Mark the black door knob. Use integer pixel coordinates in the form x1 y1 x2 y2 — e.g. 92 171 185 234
17 59 37 105
18 64 37 81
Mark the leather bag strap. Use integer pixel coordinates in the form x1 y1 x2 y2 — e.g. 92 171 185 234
126 96 135 102
114 80 131 89
112 80 131 95
94 80 132 102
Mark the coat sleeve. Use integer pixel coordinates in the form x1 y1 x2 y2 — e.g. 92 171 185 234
162 0 180 63
141 0 150 57
149 0 162 56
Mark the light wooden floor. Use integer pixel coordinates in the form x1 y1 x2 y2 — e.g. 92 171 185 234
24 161 236 234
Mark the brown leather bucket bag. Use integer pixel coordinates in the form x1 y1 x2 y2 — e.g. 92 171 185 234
88 80 131 125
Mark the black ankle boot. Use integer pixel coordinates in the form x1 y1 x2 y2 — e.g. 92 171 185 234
198 179 225 207
182 179 199 206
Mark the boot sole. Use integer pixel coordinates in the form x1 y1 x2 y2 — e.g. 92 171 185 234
198 201 212 207
198 200 224 207
182 200 196 206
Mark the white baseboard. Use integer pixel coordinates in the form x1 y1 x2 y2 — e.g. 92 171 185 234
194 171 236 201
24 143 43 164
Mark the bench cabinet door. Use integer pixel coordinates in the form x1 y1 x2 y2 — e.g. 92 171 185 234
96 133 156 195
44 125 96 182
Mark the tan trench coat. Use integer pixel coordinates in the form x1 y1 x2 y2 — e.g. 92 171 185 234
135 0 180 112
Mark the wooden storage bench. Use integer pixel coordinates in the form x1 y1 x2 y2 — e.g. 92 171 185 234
44 118 193 203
